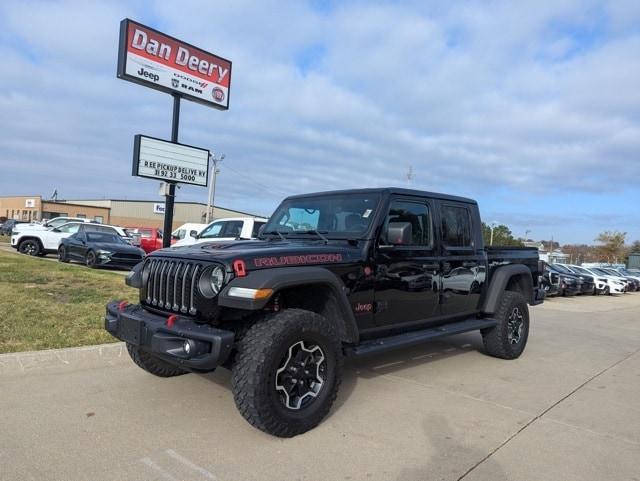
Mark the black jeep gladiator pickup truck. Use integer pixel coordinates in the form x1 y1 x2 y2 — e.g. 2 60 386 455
105 188 544 437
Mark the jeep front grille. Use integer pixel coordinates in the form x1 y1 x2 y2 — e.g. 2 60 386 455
144 258 202 315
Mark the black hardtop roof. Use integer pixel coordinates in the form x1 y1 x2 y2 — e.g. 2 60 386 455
285 187 477 205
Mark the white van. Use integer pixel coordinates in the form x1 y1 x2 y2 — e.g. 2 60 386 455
172 217 268 247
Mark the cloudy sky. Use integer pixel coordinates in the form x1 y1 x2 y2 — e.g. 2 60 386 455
1 0 639 244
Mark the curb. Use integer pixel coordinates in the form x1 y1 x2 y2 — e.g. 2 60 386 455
0 342 128 376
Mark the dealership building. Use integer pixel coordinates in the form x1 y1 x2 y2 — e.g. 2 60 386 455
0 195 258 230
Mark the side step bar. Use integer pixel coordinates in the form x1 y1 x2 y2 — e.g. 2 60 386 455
345 318 497 357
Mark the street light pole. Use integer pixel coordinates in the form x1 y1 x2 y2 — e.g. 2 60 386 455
206 153 225 223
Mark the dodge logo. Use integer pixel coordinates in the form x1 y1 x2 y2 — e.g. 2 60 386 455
171 78 179 88
212 87 225 102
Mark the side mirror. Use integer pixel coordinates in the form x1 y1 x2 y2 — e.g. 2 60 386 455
171 234 179 240
189 230 198 238
387 222 412 245
52 228 61 233
258 225 266 236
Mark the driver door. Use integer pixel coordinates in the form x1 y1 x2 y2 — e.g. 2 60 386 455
373 197 441 328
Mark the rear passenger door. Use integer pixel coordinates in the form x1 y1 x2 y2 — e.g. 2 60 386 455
437 202 484 317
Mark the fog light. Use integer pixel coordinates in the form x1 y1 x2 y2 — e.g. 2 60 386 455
183 340 192 355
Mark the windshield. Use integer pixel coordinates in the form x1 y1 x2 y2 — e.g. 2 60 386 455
86 232 125 244
263 193 381 238
591 268 611 276
46 218 70 229
552 264 572 274
571 266 590 275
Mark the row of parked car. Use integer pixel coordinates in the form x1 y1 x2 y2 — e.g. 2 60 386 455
6 215 267 269
541 262 640 296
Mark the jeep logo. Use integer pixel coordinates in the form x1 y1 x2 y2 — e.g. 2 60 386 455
137 67 160 83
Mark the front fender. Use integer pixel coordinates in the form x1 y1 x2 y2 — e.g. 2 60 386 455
218 266 359 343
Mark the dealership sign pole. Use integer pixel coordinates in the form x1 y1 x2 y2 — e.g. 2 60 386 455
117 18 231 247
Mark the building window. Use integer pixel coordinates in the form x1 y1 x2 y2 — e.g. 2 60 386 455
94 216 104 223
77 214 86 219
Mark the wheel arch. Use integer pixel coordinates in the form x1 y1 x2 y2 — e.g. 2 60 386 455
17 236 43 250
481 264 534 315
219 266 359 343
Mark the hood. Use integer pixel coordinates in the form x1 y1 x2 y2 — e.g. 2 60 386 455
151 239 363 270
91 242 144 255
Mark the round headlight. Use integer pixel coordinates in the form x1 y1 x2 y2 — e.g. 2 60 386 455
210 266 225 294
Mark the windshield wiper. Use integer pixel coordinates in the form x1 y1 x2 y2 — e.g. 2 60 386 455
293 229 329 244
262 230 287 241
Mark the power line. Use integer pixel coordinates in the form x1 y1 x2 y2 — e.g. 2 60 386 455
222 164 292 198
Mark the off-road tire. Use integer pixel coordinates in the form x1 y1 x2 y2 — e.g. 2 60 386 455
231 308 343 437
126 343 187 377
482 291 529 360
58 246 70 263
18 239 41 256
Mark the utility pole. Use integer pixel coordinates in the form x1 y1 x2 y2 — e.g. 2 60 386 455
206 153 225 223
405 166 414 185
489 221 499 246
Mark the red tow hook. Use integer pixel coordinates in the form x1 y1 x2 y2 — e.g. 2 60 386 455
118 300 129 312
166 314 178 328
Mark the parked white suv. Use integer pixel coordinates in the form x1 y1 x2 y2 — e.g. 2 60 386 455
11 222 130 257
172 217 268 247
12 217 94 234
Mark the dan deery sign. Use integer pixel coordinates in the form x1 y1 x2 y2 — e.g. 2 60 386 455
118 19 231 109
133 135 210 187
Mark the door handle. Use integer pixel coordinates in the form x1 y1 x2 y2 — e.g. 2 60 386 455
462 261 477 267
422 263 439 270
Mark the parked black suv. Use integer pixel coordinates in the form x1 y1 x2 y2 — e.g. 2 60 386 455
105 188 544 436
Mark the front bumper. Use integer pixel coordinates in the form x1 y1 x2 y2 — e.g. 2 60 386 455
105 301 234 372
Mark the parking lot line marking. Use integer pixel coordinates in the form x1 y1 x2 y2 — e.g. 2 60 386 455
165 449 216 480
455 346 640 481
141 457 180 481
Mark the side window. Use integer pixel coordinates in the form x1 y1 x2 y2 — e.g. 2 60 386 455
384 200 432 246
199 222 225 239
252 222 266 237
222 221 243 237
440 205 472 247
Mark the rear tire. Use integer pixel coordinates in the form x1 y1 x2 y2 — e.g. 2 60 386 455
126 343 187 377
231 309 343 437
482 291 529 360
18 239 41 256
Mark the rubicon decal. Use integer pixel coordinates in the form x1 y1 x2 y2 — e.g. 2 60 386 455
253 254 343 268
118 19 231 110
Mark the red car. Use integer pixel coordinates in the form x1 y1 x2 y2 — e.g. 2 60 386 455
126 227 175 254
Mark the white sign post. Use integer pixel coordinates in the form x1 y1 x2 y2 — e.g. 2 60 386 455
133 135 210 187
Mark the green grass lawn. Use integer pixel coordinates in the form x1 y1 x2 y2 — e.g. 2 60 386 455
0 250 138 353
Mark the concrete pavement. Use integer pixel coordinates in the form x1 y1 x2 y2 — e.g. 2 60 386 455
1 294 639 481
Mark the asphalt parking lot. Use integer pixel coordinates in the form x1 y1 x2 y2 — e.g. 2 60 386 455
1 294 639 481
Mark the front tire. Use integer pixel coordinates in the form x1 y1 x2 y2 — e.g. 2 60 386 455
18 239 41 256
58 246 70 263
85 250 97 268
482 291 529 360
231 309 343 437
126 343 187 377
